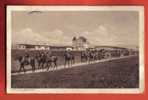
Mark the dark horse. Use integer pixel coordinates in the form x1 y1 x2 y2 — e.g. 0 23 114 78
36 53 47 69
87 51 95 63
18 56 27 73
64 51 75 67
17 54 36 73
81 50 102 63
46 55 58 71
80 50 94 63
81 51 89 63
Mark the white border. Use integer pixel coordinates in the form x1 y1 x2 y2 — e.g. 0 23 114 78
7 6 144 94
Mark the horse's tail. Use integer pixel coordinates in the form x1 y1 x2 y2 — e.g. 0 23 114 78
55 56 58 61
18 56 23 62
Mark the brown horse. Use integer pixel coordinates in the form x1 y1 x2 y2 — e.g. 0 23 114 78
64 51 75 67
46 55 58 70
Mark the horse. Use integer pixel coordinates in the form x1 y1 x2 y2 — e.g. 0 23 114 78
87 51 94 63
93 51 99 61
97 50 103 60
17 56 26 73
17 55 30 73
81 50 97 63
36 53 47 69
17 54 36 73
35 53 42 69
81 51 89 63
70 53 75 65
46 55 58 70
30 56 36 72
64 51 75 67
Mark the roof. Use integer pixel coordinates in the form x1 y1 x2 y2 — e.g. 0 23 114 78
79 36 87 42
95 45 128 50
17 44 73 48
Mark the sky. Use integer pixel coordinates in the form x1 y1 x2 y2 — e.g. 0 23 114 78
12 11 139 47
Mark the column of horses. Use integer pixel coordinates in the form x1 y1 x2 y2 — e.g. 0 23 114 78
16 49 133 73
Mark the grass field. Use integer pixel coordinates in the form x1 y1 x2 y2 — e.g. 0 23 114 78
11 55 139 88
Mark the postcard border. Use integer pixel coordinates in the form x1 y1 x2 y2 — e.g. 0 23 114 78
6 6 144 94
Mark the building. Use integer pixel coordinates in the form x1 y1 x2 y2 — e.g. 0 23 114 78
95 45 132 57
72 36 89 50
95 46 130 51
16 44 50 50
48 46 73 51
16 44 26 50
16 44 73 51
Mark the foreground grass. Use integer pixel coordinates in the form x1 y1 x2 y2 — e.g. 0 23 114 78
11 56 139 88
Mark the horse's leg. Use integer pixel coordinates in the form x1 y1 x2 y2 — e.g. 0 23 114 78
69 60 71 67
30 65 33 72
87 56 89 64
44 61 47 69
86 57 88 63
84 57 86 63
31 65 35 72
89 57 91 64
69 59 71 66
84 57 85 62
43 61 45 69
19 63 25 73
84 55 86 62
48 62 51 71
92 56 93 62
83 57 85 63
45 61 49 69
33 61 36 72
39 62 42 69
83 57 84 62
19 64 23 73
91 57 93 62
53 61 56 70
38 61 41 69
89 56 91 63
73 58 75 64
67 60 70 67
46 62 50 71
70 59 72 67
93 56 95 62
51 61 54 69
22 64 26 73
83 57 85 62
81 56 83 63
64 60 67 68
70 59 72 66
86 56 88 63
54 61 57 69
41 62 44 70
33 64 35 72
66 60 68 67
72 58 74 65
53 62 55 69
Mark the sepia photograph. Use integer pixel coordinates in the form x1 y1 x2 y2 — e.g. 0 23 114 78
7 6 144 93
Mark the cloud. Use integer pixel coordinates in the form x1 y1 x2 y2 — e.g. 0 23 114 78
12 28 50 44
12 28 72 45
12 25 137 47
43 29 72 45
82 25 118 46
